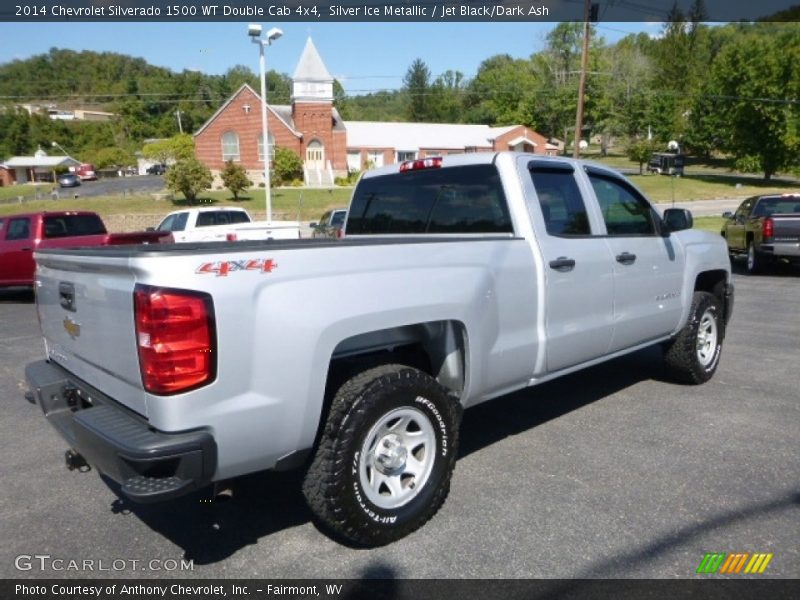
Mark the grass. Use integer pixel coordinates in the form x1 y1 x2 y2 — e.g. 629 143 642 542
0 183 42 201
692 216 725 234
0 187 354 221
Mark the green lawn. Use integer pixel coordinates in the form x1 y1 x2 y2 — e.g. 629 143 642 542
0 187 355 221
0 183 42 201
692 216 725 234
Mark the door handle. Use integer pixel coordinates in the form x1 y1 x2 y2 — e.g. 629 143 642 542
549 257 576 272
616 252 637 265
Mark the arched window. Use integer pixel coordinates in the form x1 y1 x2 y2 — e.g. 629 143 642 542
258 132 275 162
221 131 240 161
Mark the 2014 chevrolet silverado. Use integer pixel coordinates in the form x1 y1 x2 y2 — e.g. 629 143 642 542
25 153 734 546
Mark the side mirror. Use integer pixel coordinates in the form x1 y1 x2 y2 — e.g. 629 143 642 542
722 211 733 219
145 227 155 232
663 208 693 232
309 222 318 228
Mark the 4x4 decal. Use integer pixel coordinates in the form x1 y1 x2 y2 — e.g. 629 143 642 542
196 258 277 277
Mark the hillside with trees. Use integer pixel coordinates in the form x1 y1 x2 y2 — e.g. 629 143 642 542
1 17 798 179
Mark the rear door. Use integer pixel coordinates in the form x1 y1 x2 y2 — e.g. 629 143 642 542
0 216 35 284
585 168 685 351
726 198 754 251
522 159 615 372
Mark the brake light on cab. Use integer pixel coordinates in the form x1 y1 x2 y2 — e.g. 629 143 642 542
134 285 216 395
399 157 442 173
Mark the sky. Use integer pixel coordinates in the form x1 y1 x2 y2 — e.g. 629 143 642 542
0 21 660 95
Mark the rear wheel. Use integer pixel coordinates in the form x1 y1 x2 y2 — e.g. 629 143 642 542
746 241 765 274
303 364 461 546
664 291 724 384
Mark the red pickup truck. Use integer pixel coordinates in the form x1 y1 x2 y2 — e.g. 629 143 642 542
0 211 171 287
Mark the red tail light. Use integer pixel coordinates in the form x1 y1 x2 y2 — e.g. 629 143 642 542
762 217 774 239
226 232 238 242
336 227 344 239
134 285 215 395
399 157 442 173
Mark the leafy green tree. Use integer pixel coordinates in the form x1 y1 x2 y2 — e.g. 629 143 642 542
142 134 194 165
626 139 657 174
271 146 303 186
465 55 537 126
403 58 431 122
708 26 800 179
88 146 136 169
165 158 212 203
220 160 251 200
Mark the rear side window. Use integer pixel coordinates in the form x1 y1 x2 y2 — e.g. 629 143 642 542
6 218 31 241
347 165 512 235
529 169 590 236
43 215 106 238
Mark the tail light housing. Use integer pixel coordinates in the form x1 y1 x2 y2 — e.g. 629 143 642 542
134 285 216 395
762 217 774 239
226 232 238 242
336 227 344 239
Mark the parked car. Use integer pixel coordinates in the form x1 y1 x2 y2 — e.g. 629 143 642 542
311 208 347 238
57 173 81 188
146 164 166 175
721 193 800 273
156 207 300 242
25 153 733 546
0 211 172 287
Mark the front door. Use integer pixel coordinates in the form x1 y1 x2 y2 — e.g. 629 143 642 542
0 216 34 284
586 169 685 351
306 140 325 170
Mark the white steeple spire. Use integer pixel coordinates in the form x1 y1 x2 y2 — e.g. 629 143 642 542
292 38 334 103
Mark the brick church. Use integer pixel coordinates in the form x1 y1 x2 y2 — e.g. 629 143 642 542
194 38 556 186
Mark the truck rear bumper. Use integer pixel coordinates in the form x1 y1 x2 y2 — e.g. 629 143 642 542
760 242 800 258
25 360 217 503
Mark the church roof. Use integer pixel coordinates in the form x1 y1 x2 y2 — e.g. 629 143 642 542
292 38 333 82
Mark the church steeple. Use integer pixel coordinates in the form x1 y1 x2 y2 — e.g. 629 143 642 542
292 38 333 103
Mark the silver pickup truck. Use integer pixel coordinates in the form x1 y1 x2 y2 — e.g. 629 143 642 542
25 153 733 546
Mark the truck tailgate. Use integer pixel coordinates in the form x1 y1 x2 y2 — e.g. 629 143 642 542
35 252 148 417
772 215 800 241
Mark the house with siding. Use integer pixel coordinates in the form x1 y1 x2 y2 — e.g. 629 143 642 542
194 38 556 187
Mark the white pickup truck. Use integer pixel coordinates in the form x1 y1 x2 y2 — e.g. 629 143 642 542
25 153 733 546
156 206 300 242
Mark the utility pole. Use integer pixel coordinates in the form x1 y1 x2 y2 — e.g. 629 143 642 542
573 0 593 158
175 110 183 134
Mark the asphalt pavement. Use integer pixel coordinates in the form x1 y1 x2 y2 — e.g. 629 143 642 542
0 263 798 580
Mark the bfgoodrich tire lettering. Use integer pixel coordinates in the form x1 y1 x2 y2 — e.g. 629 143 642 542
302 364 461 546
664 291 724 384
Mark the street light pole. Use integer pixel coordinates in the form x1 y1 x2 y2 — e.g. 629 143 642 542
250 24 282 224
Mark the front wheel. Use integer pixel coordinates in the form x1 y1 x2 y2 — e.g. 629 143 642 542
664 291 724 384
303 364 461 546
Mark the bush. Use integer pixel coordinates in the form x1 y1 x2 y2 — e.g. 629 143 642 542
164 158 212 203
626 139 657 175
272 146 304 186
220 160 251 200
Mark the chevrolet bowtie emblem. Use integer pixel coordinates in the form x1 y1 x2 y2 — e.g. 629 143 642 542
63 316 81 339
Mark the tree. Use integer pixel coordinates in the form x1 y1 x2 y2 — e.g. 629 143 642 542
271 146 303 185
708 26 800 179
465 55 537 126
142 134 195 165
165 158 212 203
88 146 136 169
403 58 431 122
626 139 657 174
220 160 251 200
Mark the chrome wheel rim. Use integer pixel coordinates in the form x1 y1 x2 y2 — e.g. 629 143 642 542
696 309 719 367
358 406 436 510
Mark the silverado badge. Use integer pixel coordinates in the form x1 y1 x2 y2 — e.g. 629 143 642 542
63 317 81 339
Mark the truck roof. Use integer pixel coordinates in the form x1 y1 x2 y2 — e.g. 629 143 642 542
0 210 99 220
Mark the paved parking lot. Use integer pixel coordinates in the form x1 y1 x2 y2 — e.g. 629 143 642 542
0 263 798 580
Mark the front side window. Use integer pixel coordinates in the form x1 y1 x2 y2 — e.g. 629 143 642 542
5 218 30 241
221 131 240 161
348 164 512 235
157 212 189 232
589 174 658 236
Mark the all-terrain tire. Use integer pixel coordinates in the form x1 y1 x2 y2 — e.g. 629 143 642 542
664 291 724 384
302 364 461 546
746 241 766 274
